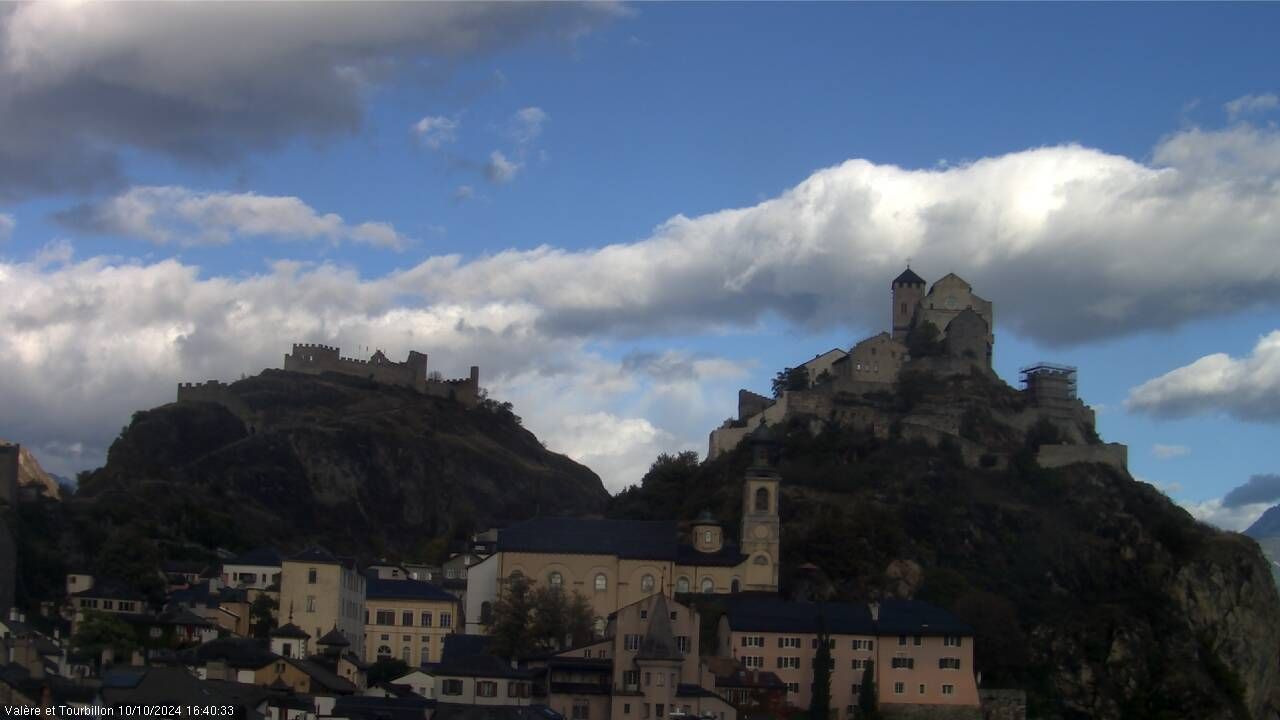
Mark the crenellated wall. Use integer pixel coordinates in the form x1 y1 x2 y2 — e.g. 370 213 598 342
281 344 480 406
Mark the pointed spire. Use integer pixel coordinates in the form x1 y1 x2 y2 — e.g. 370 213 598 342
636 593 682 662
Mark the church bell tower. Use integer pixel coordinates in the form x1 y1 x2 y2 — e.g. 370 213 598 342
740 424 780 592
891 267 926 340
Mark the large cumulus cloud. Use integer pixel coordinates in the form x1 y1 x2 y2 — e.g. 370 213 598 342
1127 330 1280 422
0 2 617 200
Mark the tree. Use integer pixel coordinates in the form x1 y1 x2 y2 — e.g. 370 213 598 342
810 612 832 720
367 658 410 686
72 611 138 662
772 367 810 397
904 322 944 358
488 574 596 658
249 592 278 639
857 662 878 719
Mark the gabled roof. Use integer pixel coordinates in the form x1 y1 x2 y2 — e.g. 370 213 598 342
893 267 926 286
71 577 147 601
874 598 973 636
432 653 539 680
722 594 972 636
317 627 350 647
497 518 678 560
289 657 358 694
271 622 310 640
228 547 283 567
366 575 458 603
636 594 682 662
288 546 340 564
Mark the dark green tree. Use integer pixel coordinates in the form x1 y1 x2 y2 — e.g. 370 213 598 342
857 661 878 719
249 592 278 639
367 658 411 685
488 575 595 658
904 322 944 358
772 366 810 397
71 611 138 662
810 612 832 720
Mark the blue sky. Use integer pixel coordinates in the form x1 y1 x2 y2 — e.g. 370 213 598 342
1 2 1278 528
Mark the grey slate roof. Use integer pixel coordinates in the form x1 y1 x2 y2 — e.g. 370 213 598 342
498 517 678 560
440 634 492 664
723 594 971 636
229 547 283 566
71 577 147 601
893 267 926 286
366 575 459 602
289 546 340 564
271 622 311 639
181 637 277 669
433 704 563 720
317 626 350 647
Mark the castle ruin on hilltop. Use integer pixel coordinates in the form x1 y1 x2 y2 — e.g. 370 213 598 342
709 268 1127 472
177 344 481 409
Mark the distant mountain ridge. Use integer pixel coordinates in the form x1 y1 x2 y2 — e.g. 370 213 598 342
1246 505 1280 539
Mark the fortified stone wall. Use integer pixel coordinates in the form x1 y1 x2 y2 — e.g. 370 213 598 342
176 381 255 426
1036 443 1128 472
281 343 480 406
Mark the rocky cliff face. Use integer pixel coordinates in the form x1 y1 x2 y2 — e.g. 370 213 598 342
612 365 1280 720
72 369 610 561
0 440 61 500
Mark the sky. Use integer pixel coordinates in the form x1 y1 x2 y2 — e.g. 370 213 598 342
1 2 1279 531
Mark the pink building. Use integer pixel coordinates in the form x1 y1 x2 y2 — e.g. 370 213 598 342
716 596 979 718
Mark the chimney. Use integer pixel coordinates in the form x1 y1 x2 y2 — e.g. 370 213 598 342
868 602 880 622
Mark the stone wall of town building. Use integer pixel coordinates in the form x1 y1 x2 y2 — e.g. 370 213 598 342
279 559 366 650
364 594 457 666
840 333 907 384
978 689 1027 720
1036 443 1128 472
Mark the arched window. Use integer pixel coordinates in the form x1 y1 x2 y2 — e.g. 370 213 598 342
402 646 411 662
754 487 770 512
549 571 563 588
676 577 690 594
376 645 392 659
700 577 714 594
509 570 524 583
593 617 606 638
703 530 713 544
731 579 741 593
594 573 607 592
641 574 655 593
480 601 493 625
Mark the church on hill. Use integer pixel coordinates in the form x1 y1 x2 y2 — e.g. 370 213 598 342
465 428 782 634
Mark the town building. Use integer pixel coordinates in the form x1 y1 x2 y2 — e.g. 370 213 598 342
279 547 367 650
363 573 461 666
716 595 979 718
223 547 284 590
465 433 781 632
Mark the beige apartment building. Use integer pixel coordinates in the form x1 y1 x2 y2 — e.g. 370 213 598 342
279 547 367 650
363 574 459 666
717 595 979 717
466 432 782 631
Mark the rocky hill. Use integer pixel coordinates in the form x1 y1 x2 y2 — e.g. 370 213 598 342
612 365 1280 720
1 441 64 500
22 369 607 599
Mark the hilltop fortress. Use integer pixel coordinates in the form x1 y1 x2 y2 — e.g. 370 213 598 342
710 268 1127 471
178 344 481 409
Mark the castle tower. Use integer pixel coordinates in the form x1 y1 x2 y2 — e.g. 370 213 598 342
740 425 780 592
891 267 926 340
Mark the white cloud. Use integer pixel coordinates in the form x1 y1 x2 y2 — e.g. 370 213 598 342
510 107 549 144
0 213 13 242
1180 497 1271 533
1126 331 1280 422
57 186 409 249
1152 443 1190 460
484 150 521 184
413 115 460 150
1225 93 1280 121
454 185 476 202
0 2 618 200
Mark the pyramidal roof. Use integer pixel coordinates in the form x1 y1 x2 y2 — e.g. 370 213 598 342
636 593 683 662
317 626 350 647
893 267 926 286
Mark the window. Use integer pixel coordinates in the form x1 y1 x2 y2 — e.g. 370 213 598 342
913 635 922 646
730 579 740 593
549 571 563 588
381 634 390 641
786 683 799 694
440 613 452 628
402 647 411 662
676 636 690 654
891 657 915 669
852 639 873 651
402 611 413 626
477 681 497 697
640 609 648 619
281 642 293 657
593 617 607 637
700 577 714 594
376 610 395 625
753 555 768 565
741 635 764 648
851 659 868 670
625 634 641 651
919 684 926 695
422 612 433 627
572 702 590 720
641 574 655 593
442 679 463 696
754 487 769 512
851 684 861 695
898 635 907 646
623 670 640 689
742 656 763 669
308 568 317 584
377 645 392 659
893 682 905 695
595 573 607 592
102 600 114 610
942 684 955 696
657 672 665 687
403 634 411 641
939 657 962 670
641 704 650 720
944 635 963 647
624 704 631 715
645 672 652 687
776 657 800 669
305 596 316 612
704 530 713 544
655 705 664 718
676 577 690 593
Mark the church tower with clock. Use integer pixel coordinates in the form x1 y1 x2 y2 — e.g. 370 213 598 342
740 424 781 592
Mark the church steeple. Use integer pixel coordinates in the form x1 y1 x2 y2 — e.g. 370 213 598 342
740 425 780 592
892 266 926 340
